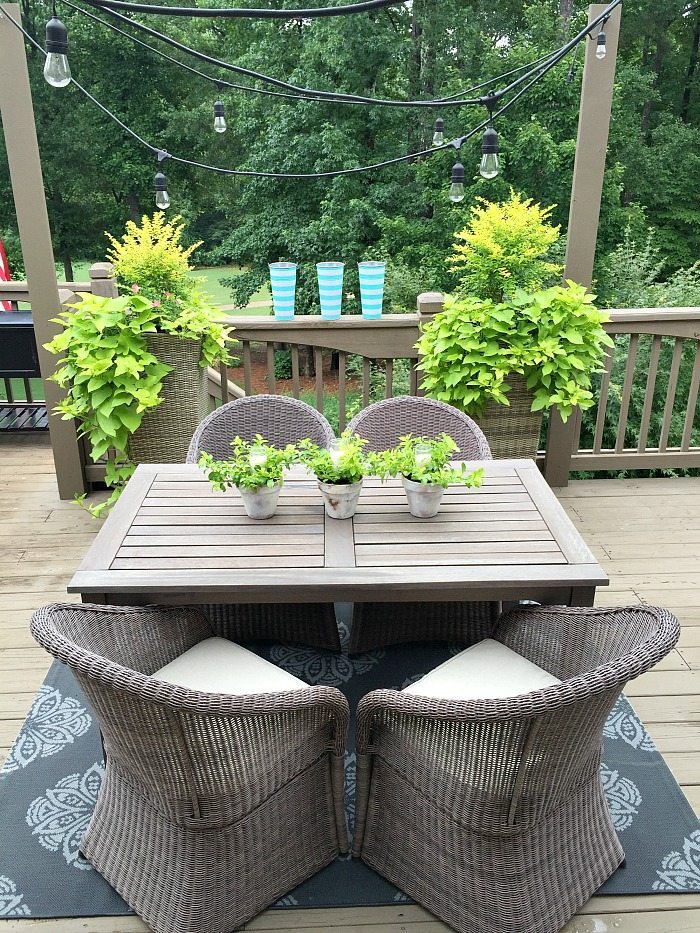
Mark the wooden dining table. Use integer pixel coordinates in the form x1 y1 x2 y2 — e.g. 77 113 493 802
68 459 608 609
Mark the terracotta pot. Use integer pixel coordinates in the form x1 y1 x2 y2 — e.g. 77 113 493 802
402 476 445 519
318 479 363 520
238 482 282 520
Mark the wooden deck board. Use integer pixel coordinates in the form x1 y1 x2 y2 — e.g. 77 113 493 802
0 436 698 931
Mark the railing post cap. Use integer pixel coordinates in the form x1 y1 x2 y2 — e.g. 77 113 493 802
417 292 444 316
89 261 116 279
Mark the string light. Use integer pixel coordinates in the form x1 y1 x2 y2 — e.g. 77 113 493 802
3 1 621 208
213 95 227 133
449 160 465 203
76 0 403 19
154 151 170 209
596 30 607 60
432 118 445 147
43 3 71 87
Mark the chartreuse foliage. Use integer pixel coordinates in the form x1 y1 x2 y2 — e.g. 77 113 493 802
450 192 562 302
46 292 172 515
107 213 200 301
416 283 613 422
298 431 369 485
369 433 484 489
199 435 297 491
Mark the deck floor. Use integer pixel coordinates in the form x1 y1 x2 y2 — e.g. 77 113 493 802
1 434 699 932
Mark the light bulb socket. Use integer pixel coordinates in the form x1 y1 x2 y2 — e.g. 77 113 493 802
597 31 607 50
434 117 444 133
214 100 225 118
45 16 68 54
481 127 499 155
154 170 168 192
451 161 465 185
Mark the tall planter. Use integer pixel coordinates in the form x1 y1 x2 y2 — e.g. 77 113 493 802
128 333 209 464
476 373 543 460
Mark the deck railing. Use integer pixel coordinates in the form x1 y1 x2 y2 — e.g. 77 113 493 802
3 270 700 488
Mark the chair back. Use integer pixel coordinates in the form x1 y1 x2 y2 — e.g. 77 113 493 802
187 395 335 462
347 396 492 458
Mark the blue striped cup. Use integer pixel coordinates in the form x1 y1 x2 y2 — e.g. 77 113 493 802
316 261 344 320
358 261 386 320
269 262 297 321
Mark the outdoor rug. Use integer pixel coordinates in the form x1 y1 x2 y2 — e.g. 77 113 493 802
1 618 699 919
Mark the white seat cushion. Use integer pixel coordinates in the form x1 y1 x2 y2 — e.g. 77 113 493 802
402 638 560 701
153 637 308 695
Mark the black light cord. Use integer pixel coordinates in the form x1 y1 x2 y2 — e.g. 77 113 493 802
0 0 622 181
64 0 566 110
76 0 622 108
72 0 404 18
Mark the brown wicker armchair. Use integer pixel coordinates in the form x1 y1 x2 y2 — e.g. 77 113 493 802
31 603 349 933
346 395 495 652
187 394 335 461
187 395 339 649
353 604 680 933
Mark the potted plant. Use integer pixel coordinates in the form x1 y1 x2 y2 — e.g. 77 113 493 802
299 431 368 519
199 436 297 519
105 212 232 464
370 434 484 518
417 284 613 459
46 215 231 514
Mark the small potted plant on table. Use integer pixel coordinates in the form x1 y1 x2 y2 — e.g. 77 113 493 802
199 435 297 519
299 431 368 520
371 434 484 518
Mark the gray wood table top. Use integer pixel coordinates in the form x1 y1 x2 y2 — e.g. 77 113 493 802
68 460 608 605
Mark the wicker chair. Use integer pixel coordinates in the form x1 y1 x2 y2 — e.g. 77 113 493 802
347 396 495 652
187 394 335 461
187 395 339 650
31 603 349 933
346 395 492 458
353 604 680 933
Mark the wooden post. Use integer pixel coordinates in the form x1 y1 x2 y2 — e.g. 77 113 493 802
0 4 87 498
544 2 622 487
89 262 119 298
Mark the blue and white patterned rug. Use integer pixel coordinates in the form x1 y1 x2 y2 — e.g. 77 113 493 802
1 621 699 919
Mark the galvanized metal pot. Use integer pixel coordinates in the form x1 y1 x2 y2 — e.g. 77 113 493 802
402 476 445 519
318 479 363 520
237 482 282 520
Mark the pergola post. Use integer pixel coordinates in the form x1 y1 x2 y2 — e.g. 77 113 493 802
0 4 86 498
544 2 622 487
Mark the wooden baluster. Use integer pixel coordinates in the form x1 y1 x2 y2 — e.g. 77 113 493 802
242 341 254 395
592 341 616 454
385 360 393 399
315 347 324 412
5 377 13 404
615 334 639 453
338 352 347 431
682 342 700 451
291 346 301 399
362 358 370 407
409 361 419 396
638 335 662 452
659 338 684 452
219 361 229 405
23 376 32 403
266 343 276 395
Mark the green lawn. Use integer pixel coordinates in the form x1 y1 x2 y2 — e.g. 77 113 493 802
69 262 271 315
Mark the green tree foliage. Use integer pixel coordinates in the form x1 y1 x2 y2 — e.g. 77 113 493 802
1 0 700 298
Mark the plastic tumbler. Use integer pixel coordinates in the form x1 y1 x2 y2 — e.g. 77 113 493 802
269 262 297 321
358 261 386 320
316 261 344 320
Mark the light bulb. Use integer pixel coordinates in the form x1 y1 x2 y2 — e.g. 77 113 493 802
44 17 71 88
480 152 500 180
155 169 170 210
596 31 607 60
213 100 227 134
432 118 445 147
480 127 500 180
449 161 465 203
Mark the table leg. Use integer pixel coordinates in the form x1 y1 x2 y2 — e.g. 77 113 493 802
569 586 596 607
81 593 107 605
